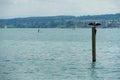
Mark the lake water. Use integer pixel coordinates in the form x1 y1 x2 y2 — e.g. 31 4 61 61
0 28 120 80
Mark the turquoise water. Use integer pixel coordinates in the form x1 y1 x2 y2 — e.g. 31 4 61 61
0 28 120 80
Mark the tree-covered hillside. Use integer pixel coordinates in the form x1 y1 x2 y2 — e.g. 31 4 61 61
0 13 120 28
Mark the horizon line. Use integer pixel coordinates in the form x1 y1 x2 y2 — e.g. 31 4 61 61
0 13 120 20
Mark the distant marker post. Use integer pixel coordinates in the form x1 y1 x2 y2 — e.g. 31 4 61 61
38 26 39 32
89 22 101 62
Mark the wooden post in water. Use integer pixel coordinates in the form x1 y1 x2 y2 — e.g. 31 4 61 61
89 22 101 62
38 26 39 32
38 28 39 32
92 26 96 62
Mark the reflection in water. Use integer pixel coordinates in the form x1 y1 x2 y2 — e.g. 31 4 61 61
89 62 98 80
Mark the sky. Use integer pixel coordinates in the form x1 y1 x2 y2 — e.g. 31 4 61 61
0 0 120 19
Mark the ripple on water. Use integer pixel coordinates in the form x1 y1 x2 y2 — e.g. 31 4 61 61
0 29 120 80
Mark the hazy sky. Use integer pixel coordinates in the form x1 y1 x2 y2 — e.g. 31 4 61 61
0 0 120 19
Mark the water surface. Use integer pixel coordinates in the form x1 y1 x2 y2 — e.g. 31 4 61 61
0 28 120 80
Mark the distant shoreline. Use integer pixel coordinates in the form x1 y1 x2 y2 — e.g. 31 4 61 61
0 13 120 28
